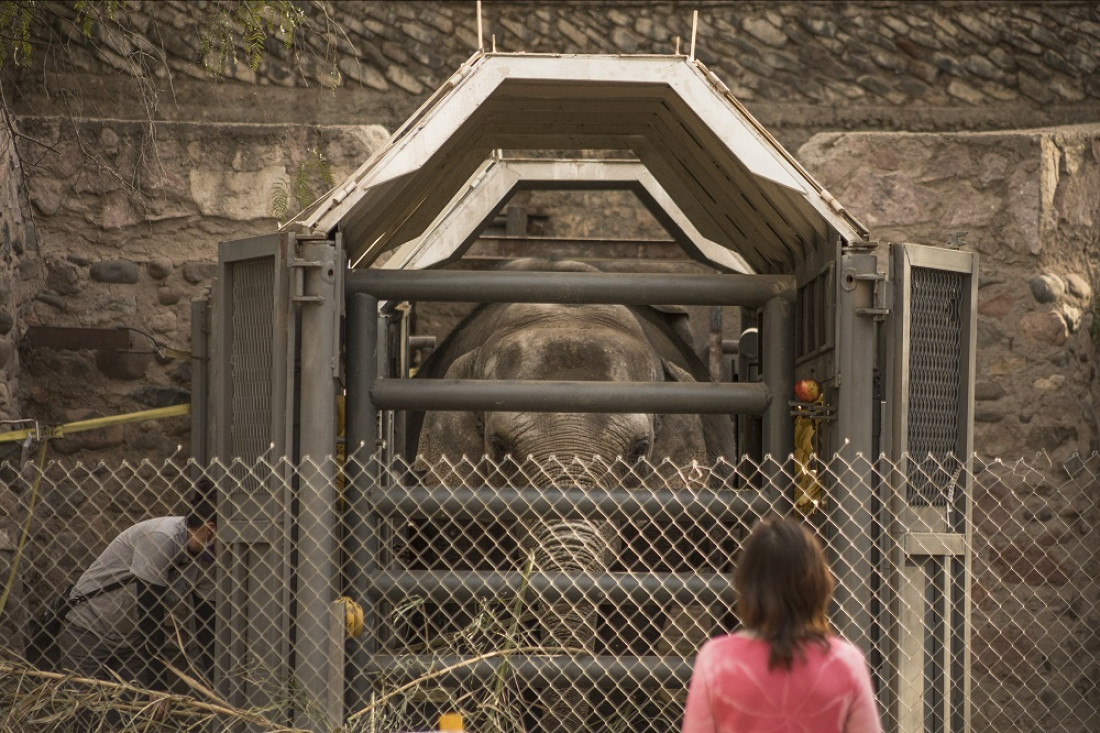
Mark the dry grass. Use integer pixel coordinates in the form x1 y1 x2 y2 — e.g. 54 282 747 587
0 654 311 733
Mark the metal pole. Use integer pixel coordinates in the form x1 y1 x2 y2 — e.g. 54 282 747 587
346 294 378 479
344 293 378 708
359 654 693 689
372 485 772 522
189 298 208 470
367 569 735 606
295 242 341 728
347 269 795 307
371 379 771 414
708 306 723 383
762 296 794 495
834 250 878 658
737 328 761 473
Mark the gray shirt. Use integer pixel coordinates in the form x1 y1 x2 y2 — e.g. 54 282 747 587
67 516 212 647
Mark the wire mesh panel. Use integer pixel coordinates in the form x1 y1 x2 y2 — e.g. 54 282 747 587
4 451 1098 733
905 266 965 507
344 453 759 733
228 257 276 465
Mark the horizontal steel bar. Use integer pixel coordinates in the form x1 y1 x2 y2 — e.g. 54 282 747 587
408 335 437 350
369 486 772 522
360 654 693 688
346 269 795 306
372 379 771 414
470 236 690 262
366 570 735 605
23 326 134 351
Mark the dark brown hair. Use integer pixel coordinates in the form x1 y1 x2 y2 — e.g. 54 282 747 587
735 516 834 670
187 479 217 529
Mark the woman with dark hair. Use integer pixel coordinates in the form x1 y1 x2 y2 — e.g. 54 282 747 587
681 516 882 733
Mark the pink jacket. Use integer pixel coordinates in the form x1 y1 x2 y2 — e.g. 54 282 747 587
681 633 883 733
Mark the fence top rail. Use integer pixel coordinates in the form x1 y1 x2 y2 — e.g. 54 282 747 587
346 269 796 307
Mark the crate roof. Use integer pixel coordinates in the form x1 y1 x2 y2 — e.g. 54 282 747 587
285 53 868 274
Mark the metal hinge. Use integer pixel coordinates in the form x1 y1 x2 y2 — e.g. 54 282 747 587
289 259 328 303
854 271 890 321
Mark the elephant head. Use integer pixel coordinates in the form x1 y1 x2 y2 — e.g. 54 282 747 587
415 300 712 488
405 260 734 730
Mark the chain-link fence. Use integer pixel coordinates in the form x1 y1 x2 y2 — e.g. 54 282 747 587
2 450 1097 732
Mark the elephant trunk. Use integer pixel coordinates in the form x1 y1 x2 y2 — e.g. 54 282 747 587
524 466 619 732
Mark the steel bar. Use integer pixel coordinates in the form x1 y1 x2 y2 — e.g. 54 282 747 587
22 325 133 350
187 301 206 468
471 236 687 261
358 654 693 689
372 378 770 415
190 301 208 469
366 570 735 605
346 294 379 468
347 269 795 307
371 486 772 522
295 242 342 725
345 292 379 705
762 296 794 463
834 250 879 660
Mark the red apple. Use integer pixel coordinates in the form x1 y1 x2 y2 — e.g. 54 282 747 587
794 379 821 402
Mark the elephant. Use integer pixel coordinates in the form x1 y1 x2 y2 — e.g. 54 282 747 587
409 260 735 473
402 259 737 730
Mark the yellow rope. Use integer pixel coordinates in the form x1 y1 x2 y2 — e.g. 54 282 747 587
0 404 190 444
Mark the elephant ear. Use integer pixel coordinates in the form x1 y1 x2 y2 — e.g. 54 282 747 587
414 349 485 485
652 360 708 481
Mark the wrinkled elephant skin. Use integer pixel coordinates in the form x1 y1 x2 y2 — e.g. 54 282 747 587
406 260 735 730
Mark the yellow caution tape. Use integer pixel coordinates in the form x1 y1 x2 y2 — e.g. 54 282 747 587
0 404 191 444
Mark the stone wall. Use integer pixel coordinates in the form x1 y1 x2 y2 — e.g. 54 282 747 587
9 2 1100 149
798 126 1100 461
12 118 387 463
0 0 1094 488
0 119 37 644
798 127 1100 729
0 124 32 427
0 2 1097 720
968 458 1099 731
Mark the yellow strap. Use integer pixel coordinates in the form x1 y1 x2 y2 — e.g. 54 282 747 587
0 404 191 444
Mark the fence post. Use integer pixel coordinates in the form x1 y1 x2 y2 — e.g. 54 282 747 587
296 241 342 728
345 292 379 711
762 296 794 469
833 249 879 658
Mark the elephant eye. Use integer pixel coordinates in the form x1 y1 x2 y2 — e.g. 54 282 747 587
488 435 510 464
626 439 650 465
